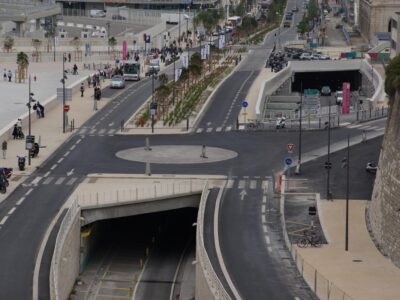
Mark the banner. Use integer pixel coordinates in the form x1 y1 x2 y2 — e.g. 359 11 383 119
218 35 225 49
342 82 350 114
201 47 206 60
175 68 182 81
180 52 189 68
122 40 127 60
205 44 210 56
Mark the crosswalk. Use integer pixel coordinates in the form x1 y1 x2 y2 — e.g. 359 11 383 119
346 123 385 131
225 177 271 190
196 125 234 134
76 127 118 136
27 176 80 187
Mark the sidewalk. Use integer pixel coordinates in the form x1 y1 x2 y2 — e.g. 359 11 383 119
291 199 400 300
0 78 115 203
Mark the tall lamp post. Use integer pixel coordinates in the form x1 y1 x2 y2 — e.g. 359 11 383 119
344 135 350 251
184 14 191 84
295 82 303 175
106 22 111 54
275 12 281 49
150 72 157 133
178 7 181 47
27 75 36 166
172 51 176 105
61 53 68 133
326 98 332 199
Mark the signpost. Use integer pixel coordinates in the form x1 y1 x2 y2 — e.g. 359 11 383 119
242 100 248 123
287 143 294 153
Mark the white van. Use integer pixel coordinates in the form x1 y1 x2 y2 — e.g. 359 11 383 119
90 9 106 18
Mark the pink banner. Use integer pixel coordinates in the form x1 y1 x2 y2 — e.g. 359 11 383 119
122 40 127 61
342 82 350 114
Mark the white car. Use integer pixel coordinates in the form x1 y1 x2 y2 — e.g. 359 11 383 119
111 76 125 89
300 53 312 60
90 10 106 18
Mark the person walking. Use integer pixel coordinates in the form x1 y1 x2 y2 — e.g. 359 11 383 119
37 102 44 118
3 69 6 81
7 70 12 82
68 53 71 62
2 140 7 159
87 75 91 88
362 130 367 143
73 64 78 75
80 83 85 97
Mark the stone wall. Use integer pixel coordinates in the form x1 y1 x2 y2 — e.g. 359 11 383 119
369 92 400 268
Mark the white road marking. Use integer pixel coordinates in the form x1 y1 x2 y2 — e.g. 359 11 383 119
294 297 301 300
43 177 53 185
8 207 16 215
249 180 257 189
70 145 76 151
347 124 363 128
226 126 232 131
108 129 115 134
243 175 249 179
44 171 50 178
265 236 271 245
368 126 378 130
216 127 222 132
57 158 64 164
16 197 25 205
263 224 268 233
89 129 96 134
254 176 261 179
55 177 65 185
66 178 77 185
261 204 266 213
98 129 106 134
76 139 82 144
50 164 57 170
0 216 8 225
261 214 266 223
238 180 246 189
64 151 70 157
25 188 33 196
31 176 42 185
79 128 87 134
196 128 203 133
226 180 234 188
206 127 213 133
267 246 272 252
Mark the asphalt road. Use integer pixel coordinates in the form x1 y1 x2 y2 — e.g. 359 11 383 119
0 0 387 298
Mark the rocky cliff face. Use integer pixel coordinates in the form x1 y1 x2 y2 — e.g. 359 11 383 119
369 92 400 268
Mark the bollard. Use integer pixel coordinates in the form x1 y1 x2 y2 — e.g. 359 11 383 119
236 118 239 129
145 137 152 151
186 118 189 131
146 162 151 176
200 145 208 158
120 120 124 132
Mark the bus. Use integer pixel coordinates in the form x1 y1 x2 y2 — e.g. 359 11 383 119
227 16 242 27
123 61 140 81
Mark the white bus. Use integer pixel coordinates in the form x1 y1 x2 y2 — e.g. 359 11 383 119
123 61 140 81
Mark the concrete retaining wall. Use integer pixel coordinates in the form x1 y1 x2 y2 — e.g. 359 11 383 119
368 92 400 268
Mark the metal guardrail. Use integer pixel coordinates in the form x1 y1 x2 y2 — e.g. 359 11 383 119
50 199 80 300
280 176 354 300
196 181 231 300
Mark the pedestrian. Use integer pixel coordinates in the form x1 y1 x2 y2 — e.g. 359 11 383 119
33 103 40 118
3 69 6 81
37 102 44 118
362 130 367 143
68 53 71 62
73 64 78 75
12 124 18 139
80 83 85 97
87 75 91 88
2 140 7 159
7 70 12 82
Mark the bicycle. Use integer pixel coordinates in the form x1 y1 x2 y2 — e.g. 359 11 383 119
246 120 264 130
297 230 322 248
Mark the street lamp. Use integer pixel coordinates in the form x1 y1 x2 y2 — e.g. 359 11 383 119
172 50 176 105
178 7 181 47
275 12 281 49
150 72 158 133
325 98 332 199
61 53 68 133
106 22 111 54
341 135 350 251
27 75 36 166
184 14 191 84
295 82 303 175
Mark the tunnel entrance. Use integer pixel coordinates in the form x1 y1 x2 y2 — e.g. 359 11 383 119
74 208 198 300
292 70 362 92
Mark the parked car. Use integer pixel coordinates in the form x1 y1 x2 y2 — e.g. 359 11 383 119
300 53 312 60
321 86 331 96
292 6 299 12
147 59 160 74
112 14 126 20
90 9 106 18
366 162 377 174
111 75 125 88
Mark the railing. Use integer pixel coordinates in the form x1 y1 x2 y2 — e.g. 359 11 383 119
196 181 231 300
76 180 205 208
50 199 80 300
280 176 354 300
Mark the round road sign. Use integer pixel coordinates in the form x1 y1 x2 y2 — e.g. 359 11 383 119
242 100 248 108
285 157 293 166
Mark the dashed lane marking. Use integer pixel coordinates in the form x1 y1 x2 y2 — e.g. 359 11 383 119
76 138 82 144
64 151 70 157
249 180 257 189
265 236 271 245
238 180 246 189
226 126 232 131
55 177 66 185
8 207 16 215
261 214 266 224
57 158 64 164
70 145 76 151
66 178 78 185
16 197 25 205
261 204 266 213
206 128 213 133
31 176 42 185
0 216 8 225
50 164 57 170
25 188 33 196
196 128 203 133
216 127 222 132
267 246 272 253
44 171 50 178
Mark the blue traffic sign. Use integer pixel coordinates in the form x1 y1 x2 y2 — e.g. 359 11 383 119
285 157 293 166
242 100 248 108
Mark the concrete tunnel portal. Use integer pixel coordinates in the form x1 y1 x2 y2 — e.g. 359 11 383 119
77 207 198 299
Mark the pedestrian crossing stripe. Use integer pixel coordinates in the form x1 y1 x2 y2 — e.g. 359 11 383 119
225 178 270 190
195 126 235 133
206 128 213 133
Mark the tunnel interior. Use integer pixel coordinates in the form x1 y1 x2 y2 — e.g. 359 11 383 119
292 70 362 92
77 208 198 298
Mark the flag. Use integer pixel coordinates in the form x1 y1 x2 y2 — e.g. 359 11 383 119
175 68 182 81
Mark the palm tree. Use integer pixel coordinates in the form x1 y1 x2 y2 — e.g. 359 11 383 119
31 39 42 62
108 37 117 54
3 36 14 53
16 52 29 83
69 37 82 61
158 73 169 86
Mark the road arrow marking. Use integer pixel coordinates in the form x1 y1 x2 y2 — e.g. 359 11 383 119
108 122 114 127
240 189 247 200
67 169 74 176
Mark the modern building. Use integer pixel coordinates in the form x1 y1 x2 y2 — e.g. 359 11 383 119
359 0 400 43
390 12 400 56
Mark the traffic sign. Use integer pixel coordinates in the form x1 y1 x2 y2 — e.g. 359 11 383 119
285 157 293 166
308 206 317 216
242 100 248 108
64 104 70 112
26 135 35 150
287 143 294 153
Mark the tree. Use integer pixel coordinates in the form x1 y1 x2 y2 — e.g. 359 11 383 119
108 36 117 52
70 37 82 52
158 73 169 86
241 16 258 36
16 52 29 83
31 39 42 62
385 54 400 104
3 36 14 53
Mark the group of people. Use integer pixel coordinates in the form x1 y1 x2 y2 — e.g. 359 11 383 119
12 119 24 140
3 69 12 82
32 102 45 118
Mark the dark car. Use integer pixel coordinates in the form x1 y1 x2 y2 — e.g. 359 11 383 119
112 15 126 20
366 162 377 174
321 86 331 96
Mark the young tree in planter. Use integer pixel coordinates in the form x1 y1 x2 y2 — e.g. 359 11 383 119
31 39 42 62
16 51 29 83
108 36 117 57
69 37 83 61
241 16 258 38
3 36 14 53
